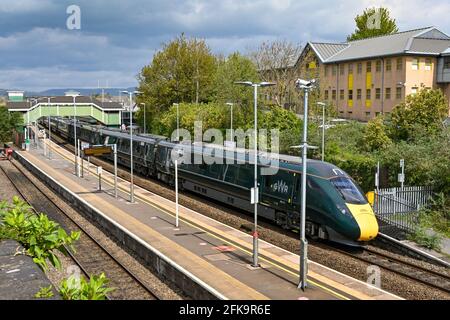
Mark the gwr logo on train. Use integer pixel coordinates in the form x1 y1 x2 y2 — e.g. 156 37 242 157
271 180 289 194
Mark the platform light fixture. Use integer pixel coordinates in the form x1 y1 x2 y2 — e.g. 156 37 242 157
225 102 234 142
66 91 80 176
317 102 327 162
173 103 180 142
234 81 275 268
140 103 147 134
122 90 142 203
294 78 317 290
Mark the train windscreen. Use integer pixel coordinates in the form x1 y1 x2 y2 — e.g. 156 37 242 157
331 177 367 204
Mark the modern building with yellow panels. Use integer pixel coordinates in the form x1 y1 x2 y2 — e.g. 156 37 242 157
297 27 450 121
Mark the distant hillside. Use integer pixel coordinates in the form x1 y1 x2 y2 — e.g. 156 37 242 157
35 87 136 97
1 87 137 97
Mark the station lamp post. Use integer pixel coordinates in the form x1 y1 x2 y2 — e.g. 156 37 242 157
66 91 80 176
140 103 147 134
173 103 180 142
122 90 142 203
294 78 317 290
47 97 55 160
234 81 275 268
317 102 327 162
226 102 234 142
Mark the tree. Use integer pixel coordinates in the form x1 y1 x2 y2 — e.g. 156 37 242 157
212 52 260 125
137 34 217 132
389 88 448 141
347 7 398 41
250 40 303 110
363 115 392 151
0 107 22 143
213 52 259 106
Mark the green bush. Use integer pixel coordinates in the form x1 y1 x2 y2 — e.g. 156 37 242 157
35 285 54 299
59 273 114 300
407 227 442 251
0 197 80 271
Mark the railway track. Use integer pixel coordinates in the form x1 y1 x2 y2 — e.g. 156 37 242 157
0 160 159 300
330 244 450 294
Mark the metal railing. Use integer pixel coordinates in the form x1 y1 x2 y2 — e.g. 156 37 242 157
374 186 434 233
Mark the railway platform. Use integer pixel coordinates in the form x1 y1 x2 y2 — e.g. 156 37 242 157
12 139 403 300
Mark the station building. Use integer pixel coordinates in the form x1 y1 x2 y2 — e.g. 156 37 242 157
6 91 124 127
293 27 450 121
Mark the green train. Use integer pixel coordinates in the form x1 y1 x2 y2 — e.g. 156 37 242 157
41 117 379 245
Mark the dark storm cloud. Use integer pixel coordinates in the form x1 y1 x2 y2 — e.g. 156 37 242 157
0 0 449 91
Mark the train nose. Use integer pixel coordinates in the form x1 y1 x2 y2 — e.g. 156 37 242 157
346 204 379 241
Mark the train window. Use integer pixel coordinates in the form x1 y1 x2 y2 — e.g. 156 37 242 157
330 177 367 204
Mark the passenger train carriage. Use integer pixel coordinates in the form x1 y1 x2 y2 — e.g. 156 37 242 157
40 117 379 245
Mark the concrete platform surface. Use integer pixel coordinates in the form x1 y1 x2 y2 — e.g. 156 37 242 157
12 138 403 300
0 240 59 300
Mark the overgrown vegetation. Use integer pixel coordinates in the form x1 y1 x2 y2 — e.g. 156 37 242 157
408 227 443 252
0 197 115 300
0 106 22 143
59 273 114 300
35 285 54 299
34 273 114 300
0 197 80 271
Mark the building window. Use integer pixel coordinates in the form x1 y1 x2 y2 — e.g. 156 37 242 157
396 87 402 99
332 65 337 76
357 63 362 74
357 89 362 100
324 90 329 100
412 58 419 70
348 64 353 74
386 59 392 71
366 89 371 99
324 65 329 77
340 90 345 100
375 88 381 99
332 90 337 100
366 61 372 72
411 87 418 95
365 112 371 117
425 58 432 71
375 112 381 117
339 64 345 75
385 87 391 99
348 111 353 115
348 90 353 100
444 57 450 69
397 58 403 71
376 60 382 72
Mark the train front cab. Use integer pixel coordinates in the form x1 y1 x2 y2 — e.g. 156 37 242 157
329 176 379 242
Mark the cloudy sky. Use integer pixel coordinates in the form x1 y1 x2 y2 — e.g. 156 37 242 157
1 0 449 91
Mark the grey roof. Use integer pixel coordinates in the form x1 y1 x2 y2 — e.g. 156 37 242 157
303 27 450 64
6 96 123 111
308 43 349 61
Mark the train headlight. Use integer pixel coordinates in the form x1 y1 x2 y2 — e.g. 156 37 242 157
337 204 352 216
